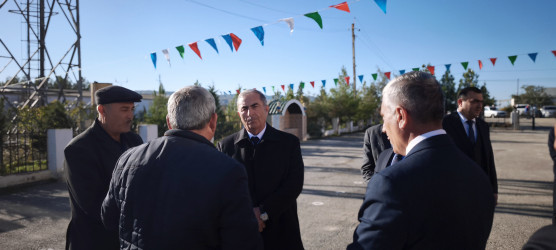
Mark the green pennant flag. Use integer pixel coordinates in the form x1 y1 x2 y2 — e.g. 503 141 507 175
372 73 378 80
461 62 469 70
508 55 517 65
176 45 185 59
333 78 338 86
412 68 419 71
304 12 323 29
300 82 305 89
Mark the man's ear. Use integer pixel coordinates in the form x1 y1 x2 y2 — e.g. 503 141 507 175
457 98 463 107
396 107 408 129
166 116 172 130
209 113 218 133
97 104 105 116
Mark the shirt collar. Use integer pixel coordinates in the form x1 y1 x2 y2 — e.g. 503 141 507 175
247 124 267 140
405 129 446 155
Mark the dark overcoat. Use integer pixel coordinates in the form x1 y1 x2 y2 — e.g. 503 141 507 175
443 112 498 193
217 124 305 250
101 129 262 249
64 119 143 250
361 124 391 181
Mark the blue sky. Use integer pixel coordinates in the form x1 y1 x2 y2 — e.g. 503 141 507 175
1 0 555 105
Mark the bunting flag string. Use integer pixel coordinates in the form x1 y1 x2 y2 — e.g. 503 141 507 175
189 42 202 60
162 49 171 66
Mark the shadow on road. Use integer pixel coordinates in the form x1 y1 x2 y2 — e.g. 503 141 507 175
494 178 553 219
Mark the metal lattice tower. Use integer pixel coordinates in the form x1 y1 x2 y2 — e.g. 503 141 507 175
0 0 82 109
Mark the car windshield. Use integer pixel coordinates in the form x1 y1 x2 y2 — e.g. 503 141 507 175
545 107 556 110
490 107 498 110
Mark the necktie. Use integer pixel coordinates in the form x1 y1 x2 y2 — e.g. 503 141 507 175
391 153 403 166
250 136 260 146
466 120 476 145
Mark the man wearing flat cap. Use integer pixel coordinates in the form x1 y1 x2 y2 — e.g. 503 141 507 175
64 85 143 250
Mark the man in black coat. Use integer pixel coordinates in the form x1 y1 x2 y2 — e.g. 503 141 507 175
348 71 495 249
64 86 143 250
361 124 391 181
217 89 305 250
443 87 498 203
547 126 556 224
101 86 262 249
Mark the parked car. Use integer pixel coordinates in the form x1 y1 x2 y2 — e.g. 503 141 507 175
484 106 506 118
515 104 530 116
541 106 556 118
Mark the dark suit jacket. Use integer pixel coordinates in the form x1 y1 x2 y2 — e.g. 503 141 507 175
101 129 262 249
374 148 394 175
547 128 556 223
217 124 305 250
361 124 391 181
64 119 143 250
348 134 495 249
443 112 498 193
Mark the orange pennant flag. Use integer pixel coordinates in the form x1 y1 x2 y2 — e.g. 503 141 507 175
384 72 391 79
478 60 483 70
427 66 435 75
230 33 242 51
281 85 285 92
490 58 497 66
188 42 202 60
310 81 315 88
345 76 350 86
236 89 240 94
330 2 350 13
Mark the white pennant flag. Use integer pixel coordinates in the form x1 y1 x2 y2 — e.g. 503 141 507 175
162 49 171 67
280 18 294 33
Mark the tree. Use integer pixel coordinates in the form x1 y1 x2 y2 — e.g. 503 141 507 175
208 85 237 141
328 67 359 124
512 85 553 108
144 83 169 136
457 69 495 107
440 71 457 113
306 87 331 137
295 82 309 105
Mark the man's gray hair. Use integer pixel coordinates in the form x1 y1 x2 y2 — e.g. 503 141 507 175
382 71 445 124
167 85 216 130
237 89 267 108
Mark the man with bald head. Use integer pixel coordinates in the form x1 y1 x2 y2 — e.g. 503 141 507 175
348 71 495 249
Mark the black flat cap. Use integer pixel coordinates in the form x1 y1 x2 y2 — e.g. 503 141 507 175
95 85 142 105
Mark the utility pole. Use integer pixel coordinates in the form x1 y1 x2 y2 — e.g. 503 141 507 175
352 22 356 96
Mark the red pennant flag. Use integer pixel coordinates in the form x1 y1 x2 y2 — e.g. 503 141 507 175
384 72 391 80
552 50 556 57
236 89 240 94
330 2 350 13
188 42 202 60
427 66 435 75
281 85 285 91
230 33 242 51
490 58 497 66
478 60 483 70
345 76 350 86
310 81 315 88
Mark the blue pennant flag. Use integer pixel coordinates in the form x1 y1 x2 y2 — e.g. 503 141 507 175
358 75 364 83
289 83 294 90
399 70 405 75
322 80 326 87
374 0 387 14
251 26 265 46
222 34 234 52
262 87 266 94
205 38 219 54
528 53 538 62
445 64 451 71
150 52 157 69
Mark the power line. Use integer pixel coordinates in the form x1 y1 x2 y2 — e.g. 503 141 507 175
185 0 268 23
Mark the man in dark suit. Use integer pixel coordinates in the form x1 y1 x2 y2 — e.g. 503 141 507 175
361 124 391 181
101 86 262 249
348 71 495 249
64 86 143 250
218 89 305 250
443 87 498 203
547 125 556 224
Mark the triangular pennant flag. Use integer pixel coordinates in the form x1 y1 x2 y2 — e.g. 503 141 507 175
229 33 242 51
372 73 377 80
412 68 419 71
236 89 240 94
272 86 275 92
175 45 185 59
333 78 338 86
150 52 157 69
188 42 202 60
445 64 451 71
300 82 305 89
528 53 538 62
490 58 497 66
222 34 234 52
384 72 391 80
289 83 294 90
262 87 266 94
322 80 326 87
330 2 350 13
251 26 264 46
478 60 483 70
345 76 350 86
461 62 468 70
508 55 517 65
162 49 171 66
358 75 364 83
374 0 387 14
205 38 219 54
281 85 285 91
310 81 315 88
427 66 435 75
552 50 556 57
280 18 295 33
304 12 323 29
399 70 405 75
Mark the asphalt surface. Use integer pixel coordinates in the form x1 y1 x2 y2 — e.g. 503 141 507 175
0 117 554 249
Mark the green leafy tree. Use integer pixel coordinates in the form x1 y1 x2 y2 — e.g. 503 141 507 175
328 67 359 124
208 85 238 141
144 83 169 136
295 82 309 105
440 71 457 113
512 85 553 108
306 87 330 138
457 69 495 107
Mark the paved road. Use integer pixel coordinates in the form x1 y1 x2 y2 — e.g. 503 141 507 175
0 119 554 249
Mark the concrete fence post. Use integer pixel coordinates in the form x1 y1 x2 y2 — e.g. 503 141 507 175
332 117 340 135
47 129 73 179
139 124 158 142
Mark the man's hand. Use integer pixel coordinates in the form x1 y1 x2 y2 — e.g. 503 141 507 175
253 207 266 232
